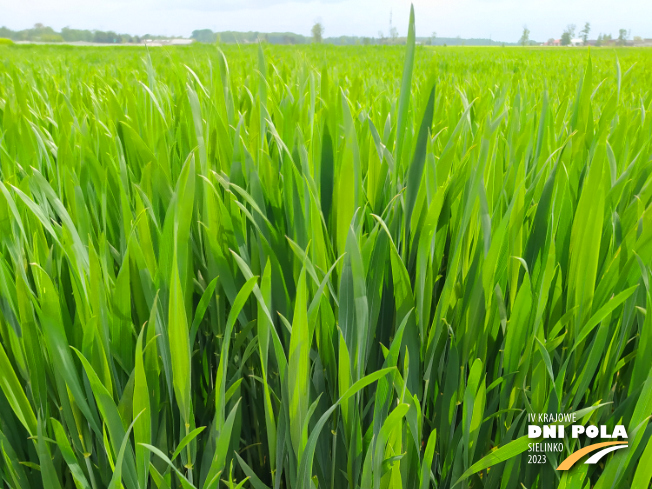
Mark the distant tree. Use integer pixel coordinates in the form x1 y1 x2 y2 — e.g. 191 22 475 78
93 31 107 43
617 28 630 46
431 32 437 44
519 25 530 46
596 33 603 47
191 29 217 43
95 30 119 43
561 24 575 46
0 27 14 39
61 27 93 42
311 22 323 43
580 22 590 45
547 38 555 46
561 32 571 46
61 27 73 41
30 24 58 41
634 35 642 42
388 10 398 43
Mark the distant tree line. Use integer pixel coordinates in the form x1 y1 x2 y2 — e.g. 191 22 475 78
557 23 631 47
192 30 308 45
2 23 521 47
0 24 170 43
190 28 514 46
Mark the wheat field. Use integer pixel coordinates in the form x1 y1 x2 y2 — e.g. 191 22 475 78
0 10 652 489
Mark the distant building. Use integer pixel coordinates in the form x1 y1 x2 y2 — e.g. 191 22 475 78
169 39 193 45
570 38 584 46
633 38 652 47
545 39 561 46
143 38 193 46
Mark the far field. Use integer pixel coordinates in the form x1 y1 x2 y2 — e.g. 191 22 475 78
0 36 651 489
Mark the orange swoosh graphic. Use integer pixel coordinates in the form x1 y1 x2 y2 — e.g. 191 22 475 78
557 442 628 470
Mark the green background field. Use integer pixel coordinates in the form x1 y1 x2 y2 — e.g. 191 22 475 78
1 30 652 489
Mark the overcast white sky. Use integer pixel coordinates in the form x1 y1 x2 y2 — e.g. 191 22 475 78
2 0 649 42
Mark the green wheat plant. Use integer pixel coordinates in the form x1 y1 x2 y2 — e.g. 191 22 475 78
0 7 652 489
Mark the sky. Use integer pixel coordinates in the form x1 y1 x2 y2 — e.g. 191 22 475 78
2 0 650 43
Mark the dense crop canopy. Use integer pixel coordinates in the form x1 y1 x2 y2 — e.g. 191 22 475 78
1 14 652 489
